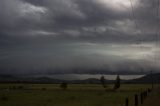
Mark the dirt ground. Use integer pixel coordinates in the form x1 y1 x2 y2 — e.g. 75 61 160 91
143 87 160 106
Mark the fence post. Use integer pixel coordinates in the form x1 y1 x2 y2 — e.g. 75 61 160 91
143 91 145 100
144 91 147 99
125 97 129 106
135 94 138 106
140 92 143 104
148 88 151 93
146 91 148 97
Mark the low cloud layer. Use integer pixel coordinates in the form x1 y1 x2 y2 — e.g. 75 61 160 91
0 0 160 75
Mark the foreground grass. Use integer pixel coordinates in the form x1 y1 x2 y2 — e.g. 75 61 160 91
0 84 156 106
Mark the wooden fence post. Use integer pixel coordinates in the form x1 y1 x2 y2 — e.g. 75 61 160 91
135 94 138 106
125 97 129 106
143 91 145 100
146 91 148 97
140 92 143 104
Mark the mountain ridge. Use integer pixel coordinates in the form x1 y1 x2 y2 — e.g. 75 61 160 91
0 73 159 84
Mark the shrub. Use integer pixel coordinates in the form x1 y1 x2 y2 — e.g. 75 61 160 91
60 82 68 90
18 86 24 89
42 88 46 91
1 94 8 101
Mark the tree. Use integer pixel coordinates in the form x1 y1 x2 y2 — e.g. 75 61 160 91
114 75 120 90
60 82 68 90
100 76 106 88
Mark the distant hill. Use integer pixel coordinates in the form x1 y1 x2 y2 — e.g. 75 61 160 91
45 70 145 75
0 73 160 84
0 75 63 83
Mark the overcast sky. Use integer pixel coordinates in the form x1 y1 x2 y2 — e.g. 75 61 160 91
0 0 160 75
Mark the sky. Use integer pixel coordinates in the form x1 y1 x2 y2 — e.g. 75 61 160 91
0 0 160 75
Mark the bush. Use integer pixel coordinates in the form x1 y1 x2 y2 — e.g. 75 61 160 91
60 82 68 90
18 86 24 89
1 94 8 101
42 88 46 91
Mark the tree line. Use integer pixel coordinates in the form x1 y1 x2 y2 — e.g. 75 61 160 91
60 75 121 90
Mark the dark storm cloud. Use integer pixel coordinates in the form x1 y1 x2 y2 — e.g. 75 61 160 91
0 0 158 44
0 0 160 74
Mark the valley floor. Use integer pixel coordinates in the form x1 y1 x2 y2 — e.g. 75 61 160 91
0 84 159 106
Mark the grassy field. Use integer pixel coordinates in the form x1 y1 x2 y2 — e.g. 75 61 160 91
0 84 157 106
